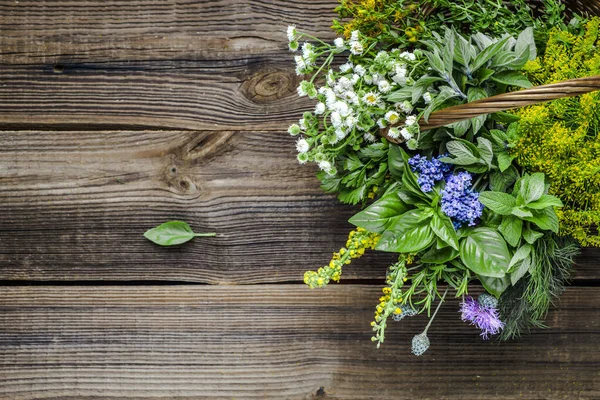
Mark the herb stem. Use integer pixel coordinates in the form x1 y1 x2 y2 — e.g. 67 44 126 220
194 233 217 237
423 287 449 334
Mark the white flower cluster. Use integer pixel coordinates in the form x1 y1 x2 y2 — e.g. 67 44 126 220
286 27 429 175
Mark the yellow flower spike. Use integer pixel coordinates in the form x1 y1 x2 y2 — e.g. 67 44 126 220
394 307 402 315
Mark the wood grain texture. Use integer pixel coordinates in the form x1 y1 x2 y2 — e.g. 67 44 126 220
0 129 597 283
0 0 335 64
0 285 598 400
0 129 398 283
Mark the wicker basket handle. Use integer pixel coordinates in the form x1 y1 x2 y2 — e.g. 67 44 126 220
383 74 600 142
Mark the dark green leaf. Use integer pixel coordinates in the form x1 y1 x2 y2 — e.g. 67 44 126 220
430 213 460 250
498 215 522 247
338 186 367 205
523 226 544 244
496 152 515 172
523 208 559 233
460 227 511 278
144 221 215 246
388 144 406 181
386 209 431 235
479 274 510 297
510 255 531 285
476 137 494 167
348 193 409 233
420 245 459 264
479 192 516 215
490 166 518 192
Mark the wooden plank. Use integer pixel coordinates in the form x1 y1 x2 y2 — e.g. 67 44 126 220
0 285 598 399
0 129 397 283
0 60 314 130
0 129 597 283
0 0 336 64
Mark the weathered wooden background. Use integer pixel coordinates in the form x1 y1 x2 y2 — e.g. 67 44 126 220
0 1 598 399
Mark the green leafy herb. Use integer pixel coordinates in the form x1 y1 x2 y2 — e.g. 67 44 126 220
144 221 216 246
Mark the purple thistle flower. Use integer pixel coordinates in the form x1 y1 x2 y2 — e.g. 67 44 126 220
460 295 504 339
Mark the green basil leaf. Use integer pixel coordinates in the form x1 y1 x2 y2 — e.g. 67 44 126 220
375 224 435 253
460 227 511 278
523 208 559 233
491 70 532 88
348 193 409 233
526 194 564 210
420 245 459 264
508 243 533 270
498 215 522 247
144 221 215 246
479 192 516 215
430 213 460 250
386 209 431 235
478 274 510 297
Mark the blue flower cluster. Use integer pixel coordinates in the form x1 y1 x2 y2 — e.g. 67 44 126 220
441 172 484 228
408 154 451 192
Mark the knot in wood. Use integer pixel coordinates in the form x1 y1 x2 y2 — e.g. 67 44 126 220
241 69 295 104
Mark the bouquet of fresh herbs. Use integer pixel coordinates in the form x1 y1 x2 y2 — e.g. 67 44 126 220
286 0 599 355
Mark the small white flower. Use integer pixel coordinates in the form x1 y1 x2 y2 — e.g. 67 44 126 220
330 111 343 128
394 64 407 78
345 115 358 128
350 41 364 55
392 74 408 85
354 65 366 76
335 128 347 140
334 37 345 49
364 132 377 143
405 115 417 126
400 51 416 61
315 102 326 115
351 30 360 42
400 128 412 140
363 92 380 106
294 55 306 75
302 43 314 61
299 118 307 130
297 84 307 97
385 111 400 124
334 100 350 117
351 74 360 85
326 70 335 86
399 101 413 113
319 160 333 173
388 127 400 139
378 80 391 93
288 40 299 52
345 91 359 105
287 25 297 42
377 118 387 129
340 62 353 73
371 73 383 85
364 75 373 85
296 138 310 153
337 76 353 91
423 92 432 104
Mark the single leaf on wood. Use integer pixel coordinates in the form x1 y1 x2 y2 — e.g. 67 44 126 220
144 221 216 246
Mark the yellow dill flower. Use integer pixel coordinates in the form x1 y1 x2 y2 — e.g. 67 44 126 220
304 228 381 288
513 18 600 247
